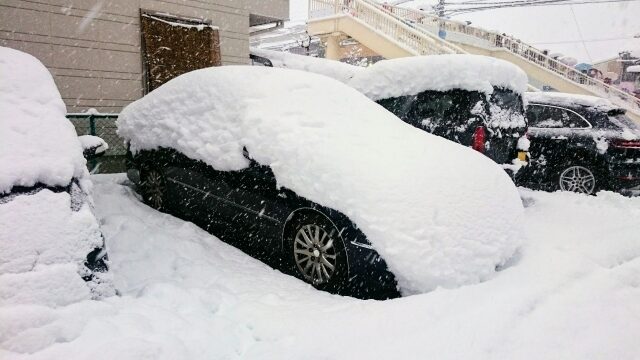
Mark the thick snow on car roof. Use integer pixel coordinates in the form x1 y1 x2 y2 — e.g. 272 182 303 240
118 66 523 294
349 55 529 101
0 47 87 194
524 91 620 112
251 47 363 83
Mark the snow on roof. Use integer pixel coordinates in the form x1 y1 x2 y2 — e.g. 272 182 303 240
524 91 619 111
0 47 87 194
251 47 363 83
627 65 640 73
348 55 529 101
118 66 523 294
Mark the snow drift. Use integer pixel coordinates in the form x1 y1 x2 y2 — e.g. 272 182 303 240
0 46 87 194
118 66 523 294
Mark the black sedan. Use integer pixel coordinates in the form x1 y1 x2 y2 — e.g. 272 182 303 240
517 92 640 195
127 148 400 300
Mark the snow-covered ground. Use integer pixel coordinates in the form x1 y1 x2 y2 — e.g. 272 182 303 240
2 174 640 359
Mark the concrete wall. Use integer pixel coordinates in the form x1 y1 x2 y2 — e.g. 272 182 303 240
0 0 253 113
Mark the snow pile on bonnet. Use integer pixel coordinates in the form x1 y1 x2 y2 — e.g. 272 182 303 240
0 46 86 194
348 55 529 101
251 47 363 83
118 66 523 294
525 91 618 111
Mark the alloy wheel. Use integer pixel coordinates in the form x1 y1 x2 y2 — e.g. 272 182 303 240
144 170 166 209
559 166 596 194
293 224 337 285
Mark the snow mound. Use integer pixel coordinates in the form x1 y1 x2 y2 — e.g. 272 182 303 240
79 135 109 153
0 46 86 194
348 55 529 101
118 66 523 294
0 188 105 306
251 47 364 83
525 91 618 111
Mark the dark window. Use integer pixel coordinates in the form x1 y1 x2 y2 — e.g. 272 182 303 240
491 88 523 112
528 105 589 128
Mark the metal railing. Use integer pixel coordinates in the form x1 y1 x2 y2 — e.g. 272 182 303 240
308 0 640 114
309 0 465 56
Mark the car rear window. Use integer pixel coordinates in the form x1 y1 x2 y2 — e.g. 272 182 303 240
608 113 640 131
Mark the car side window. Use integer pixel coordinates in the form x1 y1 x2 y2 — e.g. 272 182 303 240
528 105 564 128
559 109 590 128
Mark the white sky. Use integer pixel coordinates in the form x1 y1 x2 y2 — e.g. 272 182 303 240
288 0 640 63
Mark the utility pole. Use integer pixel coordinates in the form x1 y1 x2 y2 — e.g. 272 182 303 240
435 0 447 40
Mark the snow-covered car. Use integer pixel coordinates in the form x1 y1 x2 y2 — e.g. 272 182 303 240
0 47 113 305
250 50 530 171
518 92 640 195
349 55 530 169
118 66 524 299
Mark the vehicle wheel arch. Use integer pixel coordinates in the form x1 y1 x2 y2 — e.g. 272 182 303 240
280 207 351 279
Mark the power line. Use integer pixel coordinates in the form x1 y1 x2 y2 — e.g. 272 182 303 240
443 0 639 15
569 4 593 62
531 36 639 44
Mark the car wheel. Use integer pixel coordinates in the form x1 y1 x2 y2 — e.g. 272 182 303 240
558 165 597 195
139 166 167 210
285 213 349 293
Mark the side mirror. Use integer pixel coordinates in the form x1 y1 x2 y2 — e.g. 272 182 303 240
79 135 108 160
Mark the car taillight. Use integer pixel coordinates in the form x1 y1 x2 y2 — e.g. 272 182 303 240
611 139 640 149
472 126 486 153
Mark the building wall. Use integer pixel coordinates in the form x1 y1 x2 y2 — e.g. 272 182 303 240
593 58 623 77
246 0 288 22
0 0 252 113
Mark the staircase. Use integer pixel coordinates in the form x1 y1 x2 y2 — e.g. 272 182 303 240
307 0 640 121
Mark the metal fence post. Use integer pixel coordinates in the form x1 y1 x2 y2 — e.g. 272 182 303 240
89 114 96 136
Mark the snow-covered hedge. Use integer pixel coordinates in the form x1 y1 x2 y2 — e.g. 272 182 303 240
118 66 523 294
0 47 87 194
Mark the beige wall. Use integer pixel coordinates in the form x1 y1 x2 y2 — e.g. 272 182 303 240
246 0 288 22
0 0 253 113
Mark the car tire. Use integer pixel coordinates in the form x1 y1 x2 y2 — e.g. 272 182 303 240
139 165 167 210
284 212 350 294
557 164 599 195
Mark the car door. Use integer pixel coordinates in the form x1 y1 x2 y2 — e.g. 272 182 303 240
164 157 231 235
526 104 592 178
218 154 289 259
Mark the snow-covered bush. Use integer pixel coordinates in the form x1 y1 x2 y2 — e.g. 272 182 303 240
118 66 524 294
